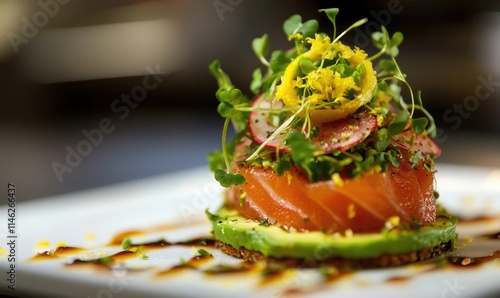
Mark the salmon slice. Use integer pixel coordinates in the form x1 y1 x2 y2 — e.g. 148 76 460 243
227 166 349 232
389 161 436 224
226 159 436 234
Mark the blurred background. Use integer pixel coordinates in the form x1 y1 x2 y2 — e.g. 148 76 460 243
1 0 499 202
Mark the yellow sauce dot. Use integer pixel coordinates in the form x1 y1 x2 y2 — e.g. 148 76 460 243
35 240 51 248
85 233 96 242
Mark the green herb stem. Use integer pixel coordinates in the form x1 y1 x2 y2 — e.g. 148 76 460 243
367 44 387 62
341 151 364 162
333 18 368 44
401 79 415 118
221 117 232 172
259 57 270 67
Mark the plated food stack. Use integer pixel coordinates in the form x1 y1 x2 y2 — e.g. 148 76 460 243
207 8 457 268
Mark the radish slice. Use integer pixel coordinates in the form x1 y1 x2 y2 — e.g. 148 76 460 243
392 129 442 156
249 96 379 154
248 96 289 151
311 113 378 153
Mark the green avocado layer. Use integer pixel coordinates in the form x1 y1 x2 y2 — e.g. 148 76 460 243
208 207 457 259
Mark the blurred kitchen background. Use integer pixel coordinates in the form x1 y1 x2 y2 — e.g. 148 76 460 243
1 0 499 202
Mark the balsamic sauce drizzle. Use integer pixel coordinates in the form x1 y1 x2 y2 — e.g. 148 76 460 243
30 218 500 289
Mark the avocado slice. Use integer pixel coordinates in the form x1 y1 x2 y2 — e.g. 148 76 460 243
208 207 457 260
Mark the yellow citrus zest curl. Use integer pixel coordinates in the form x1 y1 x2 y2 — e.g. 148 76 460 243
275 34 377 124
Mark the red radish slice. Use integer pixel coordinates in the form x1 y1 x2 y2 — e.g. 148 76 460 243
311 113 378 153
392 129 442 156
249 96 379 154
248 96 289 151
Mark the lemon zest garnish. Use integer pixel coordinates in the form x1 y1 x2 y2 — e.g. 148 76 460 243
331 172 344 186
385 216 400 229
306 60 376 124
286 172 293 185
377 114 385 127
374 90 391 107
347 203 356 219
341 132 351 139
461 235 473 245
275 34 331 108
302 68 360 106
239 190 246 207
275 33 377 124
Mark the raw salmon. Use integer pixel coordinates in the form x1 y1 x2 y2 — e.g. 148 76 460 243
226 158 436 234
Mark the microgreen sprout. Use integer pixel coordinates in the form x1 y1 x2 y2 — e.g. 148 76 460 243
332 18 368 43
319 8 339 39
252 34 270 67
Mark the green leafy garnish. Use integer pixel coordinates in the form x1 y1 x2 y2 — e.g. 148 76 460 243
411 117 429 134
99 256 114 266
370 26 404 59
214 169 245 188
252 34 269 66
388 110 409 137
250 68 263 95
283 14 319 39
259 219 271 227
208 61 250 186
196 249 212 257
319 8 340 39
208 8 440 188
287 131 318 179
273 158 291 176
269 51 291 73
121 238 132 250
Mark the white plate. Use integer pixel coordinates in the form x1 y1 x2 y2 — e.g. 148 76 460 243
1 164 500 298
